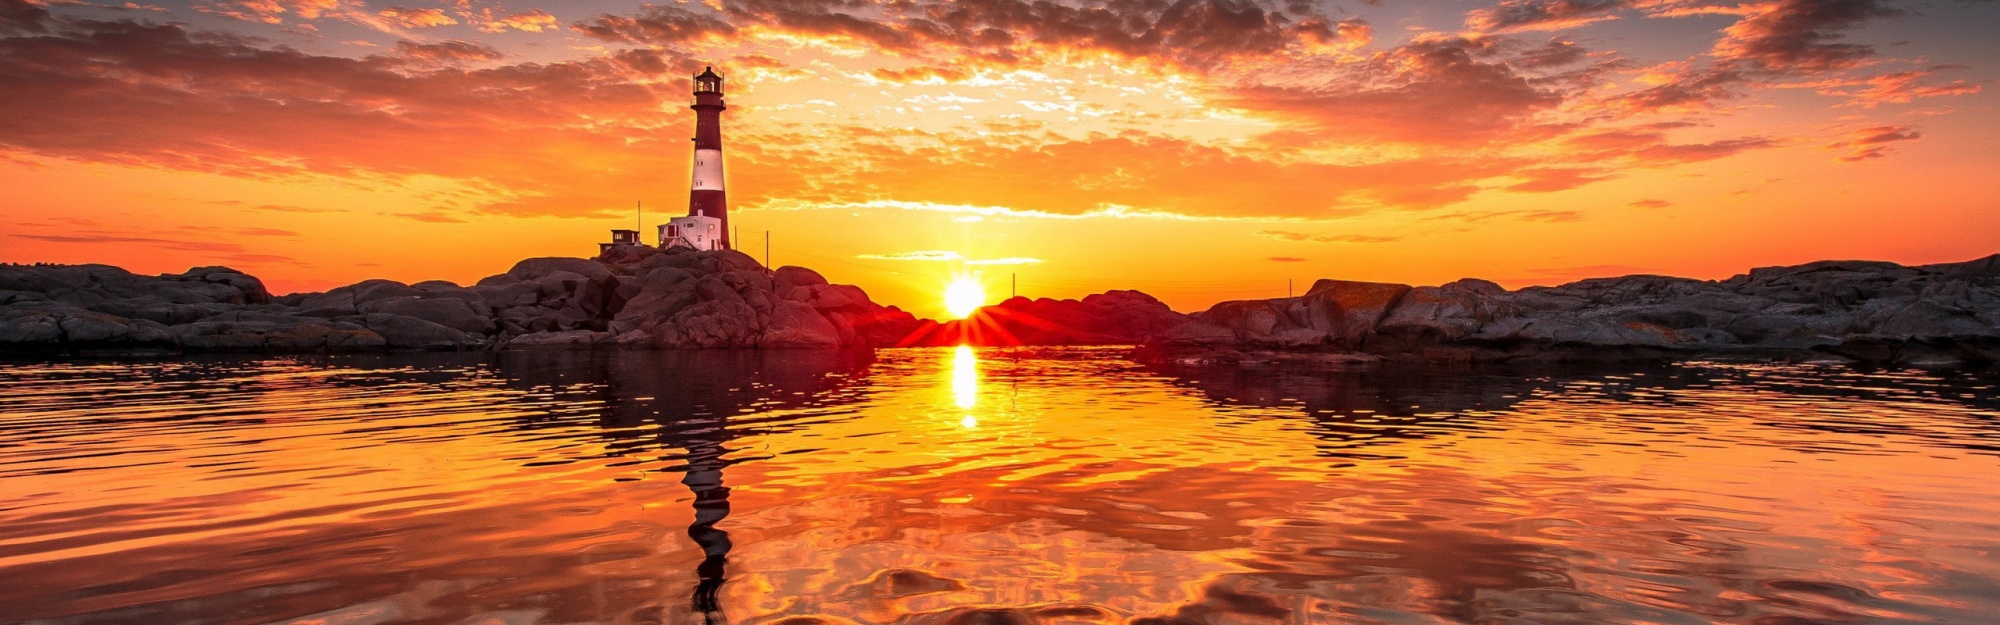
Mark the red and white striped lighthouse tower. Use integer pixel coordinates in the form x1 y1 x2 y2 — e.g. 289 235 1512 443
688 66 729 249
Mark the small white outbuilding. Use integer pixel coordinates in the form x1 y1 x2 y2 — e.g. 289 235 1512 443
659 213 725 251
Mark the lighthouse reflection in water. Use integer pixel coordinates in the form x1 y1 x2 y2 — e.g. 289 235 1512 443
6 348 2000 625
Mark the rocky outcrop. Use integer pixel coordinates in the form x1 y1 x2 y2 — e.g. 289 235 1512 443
0 247 921 355
1154 255 2000 368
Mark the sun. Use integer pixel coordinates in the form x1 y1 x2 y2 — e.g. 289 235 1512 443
943 274 986 319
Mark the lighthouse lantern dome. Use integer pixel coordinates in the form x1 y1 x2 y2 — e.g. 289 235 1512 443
694 67 723 94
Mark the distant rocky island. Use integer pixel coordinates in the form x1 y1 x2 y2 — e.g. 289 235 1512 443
3 245 1996 368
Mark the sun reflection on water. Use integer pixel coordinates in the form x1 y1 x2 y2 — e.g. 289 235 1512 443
951 345 979 421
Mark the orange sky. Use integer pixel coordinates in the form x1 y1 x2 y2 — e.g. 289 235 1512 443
2 0 1997 318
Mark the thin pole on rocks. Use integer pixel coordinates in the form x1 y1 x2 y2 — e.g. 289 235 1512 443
1289 279 1293 298
765 230 771 269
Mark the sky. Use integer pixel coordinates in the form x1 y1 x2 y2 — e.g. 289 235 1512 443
2 0 1997 317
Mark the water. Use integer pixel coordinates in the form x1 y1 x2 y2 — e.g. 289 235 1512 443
3 347 1999 625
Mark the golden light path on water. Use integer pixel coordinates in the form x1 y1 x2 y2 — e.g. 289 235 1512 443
1 348 1999 625
952 345 979 424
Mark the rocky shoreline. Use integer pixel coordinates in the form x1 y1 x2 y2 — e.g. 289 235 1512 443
1139 255 2000 369
0 245 922 356
4 249 1997 368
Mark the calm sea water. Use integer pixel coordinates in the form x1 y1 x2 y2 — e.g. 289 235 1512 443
3 348 1999 625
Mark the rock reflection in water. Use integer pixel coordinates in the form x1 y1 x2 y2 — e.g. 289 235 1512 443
0 348 1997 625
1144 358 2000 459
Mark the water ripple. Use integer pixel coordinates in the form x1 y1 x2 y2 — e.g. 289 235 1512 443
1 349 1998 625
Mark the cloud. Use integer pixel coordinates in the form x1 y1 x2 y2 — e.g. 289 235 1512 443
1468 0 1627 33
381 211 467 223
1712 0 1901 72
859 250 966 262
480 9 559 33
390 39 503 63
236 227 301 237
572 4 737 45
1224 37 1565 146
12 232 246 252
192 0 343 25
245 203 347 213
1629 137 1778 164
1772 68 1985 107
1257 231 1400 244
1512 38 1591 68
856 250 1042 265
1 0 51 33
1423 209 1584 223
1599 0 1910 115
1601 65 1747 114
1505 167 1616 192
1268 256 1308 262
1627 198 1672 208
575 0 1367 71
1828 124 1920 161
761 132 1526 217
377 6 457 29
0 14 700 217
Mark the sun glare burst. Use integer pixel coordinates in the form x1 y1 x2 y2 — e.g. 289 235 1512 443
944 273 986 319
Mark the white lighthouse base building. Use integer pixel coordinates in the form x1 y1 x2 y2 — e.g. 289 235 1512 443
659 213 724 251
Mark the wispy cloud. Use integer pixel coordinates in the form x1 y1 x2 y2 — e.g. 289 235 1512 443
857 250 1043 265
858 250 966 262
1257 231 1400 244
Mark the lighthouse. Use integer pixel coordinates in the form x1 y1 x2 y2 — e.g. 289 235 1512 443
660 66 731 251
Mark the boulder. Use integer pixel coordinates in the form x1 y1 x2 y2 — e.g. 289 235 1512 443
773 266 829 291
1872 300 1996 338
610 268 700 335
471 281 540 309
171 317 384 352
760 301 842 348
345 313 484 350
508 257 613 283
1294 280 1411 348
1373 278 1501 345
0 306 64 345
1199 300 1289 340
1159 322 1238 346
358 296 495 334
805 284 871 313
653 300 761 349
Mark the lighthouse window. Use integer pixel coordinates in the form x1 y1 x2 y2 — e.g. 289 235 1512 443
666 225 679 237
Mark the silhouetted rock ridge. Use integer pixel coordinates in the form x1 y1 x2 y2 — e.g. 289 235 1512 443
1150 254 2000 368
0 247 921 354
